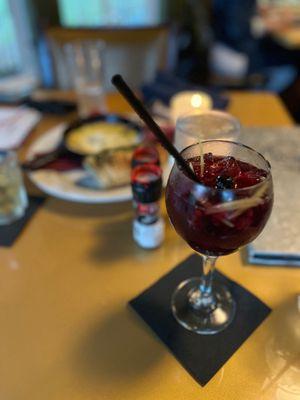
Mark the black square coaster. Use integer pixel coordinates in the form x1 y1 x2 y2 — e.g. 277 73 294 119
0 196 45 247
129 254 271 386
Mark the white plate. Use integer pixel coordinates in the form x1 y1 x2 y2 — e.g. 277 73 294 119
26 123 171 203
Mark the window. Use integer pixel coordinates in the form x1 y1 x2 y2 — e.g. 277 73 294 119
58 0 163 27
0 0 20 75
0 0 37 78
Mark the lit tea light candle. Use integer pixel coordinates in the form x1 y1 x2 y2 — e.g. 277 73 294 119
191 93 203 108
170 91 213 123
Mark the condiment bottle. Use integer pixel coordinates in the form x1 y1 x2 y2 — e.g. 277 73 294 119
131 164 165 249
131 145 160 169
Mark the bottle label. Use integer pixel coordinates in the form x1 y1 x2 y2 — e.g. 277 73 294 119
133 218 165 249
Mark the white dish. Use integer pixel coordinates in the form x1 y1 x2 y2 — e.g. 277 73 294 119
26 123 170 203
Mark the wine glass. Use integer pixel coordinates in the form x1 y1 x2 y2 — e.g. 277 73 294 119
174 110 240 152
165 140 273 334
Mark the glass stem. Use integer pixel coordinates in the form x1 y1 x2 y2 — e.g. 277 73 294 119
200 255 217 296
189 255 217 312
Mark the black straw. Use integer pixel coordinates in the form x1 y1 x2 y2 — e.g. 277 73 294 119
111 74 198 182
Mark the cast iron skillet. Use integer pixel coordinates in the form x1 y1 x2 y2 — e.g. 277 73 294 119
23 114 143 170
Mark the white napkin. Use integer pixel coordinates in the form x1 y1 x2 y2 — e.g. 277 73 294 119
0 106 41 150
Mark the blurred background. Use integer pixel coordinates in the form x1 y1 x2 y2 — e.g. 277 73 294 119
2 0 300 120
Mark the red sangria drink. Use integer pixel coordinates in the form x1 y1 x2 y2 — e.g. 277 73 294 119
165 140 273 334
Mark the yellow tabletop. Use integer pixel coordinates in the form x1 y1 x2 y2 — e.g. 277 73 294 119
1 91 299 400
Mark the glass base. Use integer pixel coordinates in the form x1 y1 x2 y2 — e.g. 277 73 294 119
0 206 26 225
0 186 28 225
171 277 236 335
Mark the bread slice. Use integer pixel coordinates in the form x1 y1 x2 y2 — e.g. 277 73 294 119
83 146 135 189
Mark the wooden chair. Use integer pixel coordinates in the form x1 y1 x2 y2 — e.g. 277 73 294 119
46 26 170 90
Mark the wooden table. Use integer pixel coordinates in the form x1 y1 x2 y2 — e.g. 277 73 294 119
1 92 299 400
